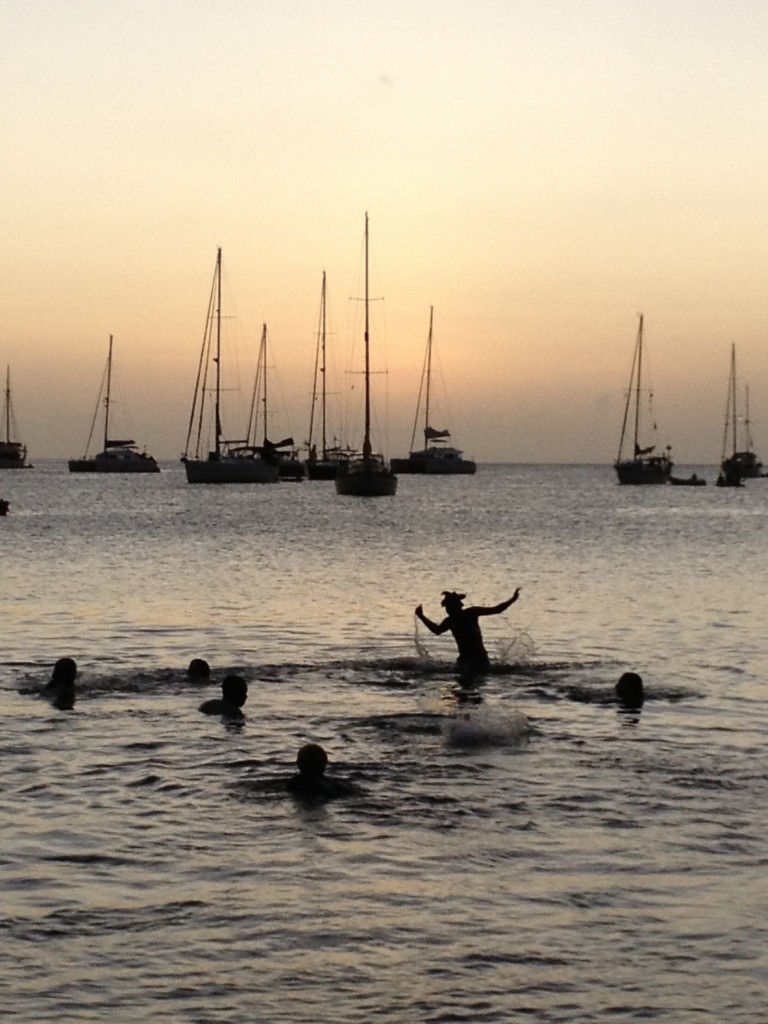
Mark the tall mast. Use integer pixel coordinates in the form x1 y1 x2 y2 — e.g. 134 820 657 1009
362 211 371 459
633 314 643 454
104 335 113 449
261 324 268 443
214 248 222 457
4 366 9 444
321 271 327 458
731 344 738 453
745 382 754 452
721 343 737 460
424 306 434 441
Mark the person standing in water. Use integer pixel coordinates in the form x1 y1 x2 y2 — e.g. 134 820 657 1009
415 589 521 674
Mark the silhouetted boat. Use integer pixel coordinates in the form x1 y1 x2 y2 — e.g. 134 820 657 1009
254 323 305 481
335 214 397 497
182 249 278 484
716 345 763 487
305 271 357 480
670 474 706 486
1 366 29 469
391 306 476 475
69 337 159 474
614 314 673 485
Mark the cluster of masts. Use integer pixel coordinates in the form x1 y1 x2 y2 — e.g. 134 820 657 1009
2 218 476 492
3 298 765 491
614 316 765 488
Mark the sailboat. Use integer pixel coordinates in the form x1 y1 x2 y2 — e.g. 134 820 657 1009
182 248 279 484
391 307 476 475
335 214 397 497
742 386 765 478
69 336 159 473
614 314 673 485
305 271 357 480
252 324 305 481
1 367 29 469
716 344 763 487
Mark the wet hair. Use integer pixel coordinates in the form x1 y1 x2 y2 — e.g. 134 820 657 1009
221 675 248 707
616 671 644 708
296 743 328 777
51 657 77 683
441 591 466 608
187 658 210 679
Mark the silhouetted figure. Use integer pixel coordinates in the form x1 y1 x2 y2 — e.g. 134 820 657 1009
0 499 9 516
187 658 210 679
415 588 521 675
44 657 77 710
616 671 644 708
286 743 357 800
199 675 248 718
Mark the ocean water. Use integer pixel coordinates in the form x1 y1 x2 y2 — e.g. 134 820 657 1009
1 461 767 1023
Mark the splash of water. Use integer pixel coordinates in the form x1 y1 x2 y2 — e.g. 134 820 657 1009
443 706 530 747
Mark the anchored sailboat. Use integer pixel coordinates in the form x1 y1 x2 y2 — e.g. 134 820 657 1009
614 314 672 485
253 324 305 481
69 336 159 474
391 307 475 475
305 271 356 480
716 343 763 487
335 214 397 497
182 249 278 484
1 367 29 469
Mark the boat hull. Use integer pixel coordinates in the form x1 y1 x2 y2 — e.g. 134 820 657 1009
69 450 160 473
306 460 340 480
716 473 744 488
722 451 763 479
183 455 278 484
615 457 672 485
0 442 28 469
670 474 706 486
277 459 306 481
391 451 476 475
335 458 397 496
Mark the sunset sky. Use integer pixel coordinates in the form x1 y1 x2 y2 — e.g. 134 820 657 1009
3 0 768 464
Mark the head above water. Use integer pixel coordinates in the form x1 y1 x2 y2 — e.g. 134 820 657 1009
616 671 644 708
441 591 466 611
296 743 328 777
51 657 77 684
221 675 248 707
187 658 210 679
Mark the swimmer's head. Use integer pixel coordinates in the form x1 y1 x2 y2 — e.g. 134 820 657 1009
296 743 328 778
616 671 644 708
221 674 248 707
187 658 210 679
51 657 77 683
441 591 466 611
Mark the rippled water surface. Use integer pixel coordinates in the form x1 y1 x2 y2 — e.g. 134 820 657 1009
1 462 767 1022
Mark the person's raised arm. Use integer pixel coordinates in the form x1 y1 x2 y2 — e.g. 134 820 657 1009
415 604 449 635
476 587 522 617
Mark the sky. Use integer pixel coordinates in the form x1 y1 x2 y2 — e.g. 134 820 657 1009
3 0 768 464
